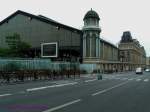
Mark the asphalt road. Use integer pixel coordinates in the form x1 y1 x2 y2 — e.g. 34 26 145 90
0 72 150 112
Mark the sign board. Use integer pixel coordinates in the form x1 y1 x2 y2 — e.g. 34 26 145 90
41 42 58 58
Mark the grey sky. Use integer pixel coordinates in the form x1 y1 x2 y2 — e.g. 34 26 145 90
0 0 150 56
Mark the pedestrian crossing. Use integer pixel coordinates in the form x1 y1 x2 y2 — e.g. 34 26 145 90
81 73 150 83
144 79 149 82
136 79 141 81
104 77 149 82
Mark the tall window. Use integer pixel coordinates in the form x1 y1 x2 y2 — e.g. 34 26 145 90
86 34 90 57
91 34 96 57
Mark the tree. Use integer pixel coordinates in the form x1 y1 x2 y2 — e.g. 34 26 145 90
17 41 31 57
5 33 21 49
4 33 31 57
0 48 11 57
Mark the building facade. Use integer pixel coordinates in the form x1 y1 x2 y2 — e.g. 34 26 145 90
0 10 82 61
146 57 150 69
82 9 101 62
82 9 121 73
0 10 147 72
118 31 146 71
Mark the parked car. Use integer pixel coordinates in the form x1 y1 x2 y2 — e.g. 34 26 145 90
145 69 150 72
135 67 143 74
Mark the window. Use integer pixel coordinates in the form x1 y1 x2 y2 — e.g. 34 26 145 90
41 42 58 58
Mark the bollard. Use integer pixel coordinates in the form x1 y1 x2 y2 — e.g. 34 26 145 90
97 74 102 80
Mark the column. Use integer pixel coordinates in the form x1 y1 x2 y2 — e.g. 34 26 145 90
96 37 99 57
90 37 92 57
83 36 86 57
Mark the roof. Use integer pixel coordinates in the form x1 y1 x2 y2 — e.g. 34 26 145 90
100 38 118 49
84 9 100 20
0 10 82 34
120 31 133 43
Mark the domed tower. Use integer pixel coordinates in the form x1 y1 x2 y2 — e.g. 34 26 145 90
82 9 101 62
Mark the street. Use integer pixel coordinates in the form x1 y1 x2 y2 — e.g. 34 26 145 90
0 72 150 112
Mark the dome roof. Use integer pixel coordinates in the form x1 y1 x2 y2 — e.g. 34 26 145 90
84 9 100 20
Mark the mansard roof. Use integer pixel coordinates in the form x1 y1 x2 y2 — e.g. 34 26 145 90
120 31 133 43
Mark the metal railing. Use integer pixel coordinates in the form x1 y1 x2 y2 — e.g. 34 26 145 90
0 58 82 84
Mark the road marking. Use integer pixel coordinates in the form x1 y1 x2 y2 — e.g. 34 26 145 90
42 99 81 112
53 80 71 84
75 79 80 81
110 76 115 78
144 79 149 82
136 79 141 81
128 78 133 81
0 94 12 97
107 78 112 80
92 81 129 96
27 82 78 92
121 78 128 80
81 75 92 78
85 79 97 83
114 77 120 80
135 75 145 79
18 91 26 94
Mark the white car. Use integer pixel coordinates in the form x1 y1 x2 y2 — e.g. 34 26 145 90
135 67 143 74
145 69 150 72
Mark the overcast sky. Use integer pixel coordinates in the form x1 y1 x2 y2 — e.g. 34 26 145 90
0 0 150 56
